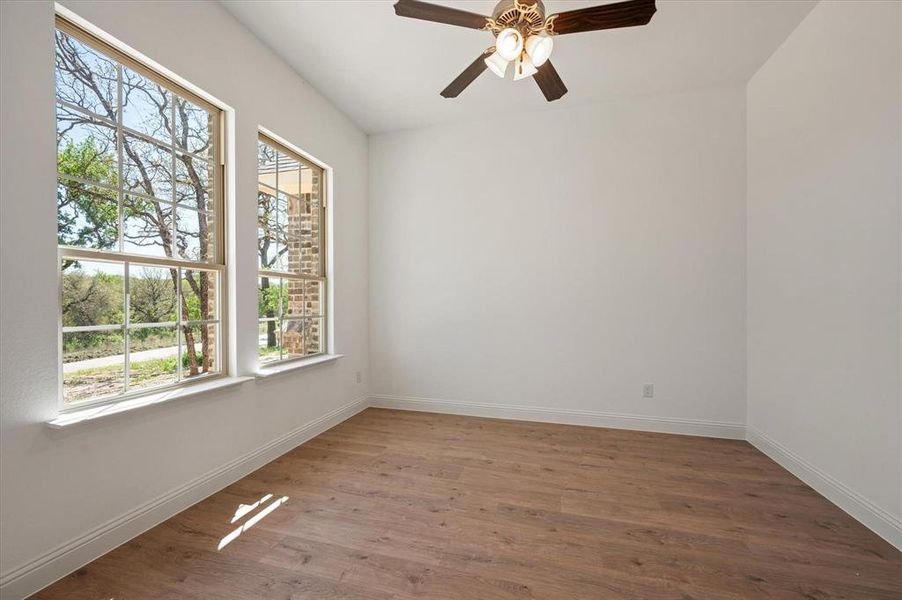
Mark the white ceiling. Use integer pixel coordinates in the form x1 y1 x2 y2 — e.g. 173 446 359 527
220 0 815 134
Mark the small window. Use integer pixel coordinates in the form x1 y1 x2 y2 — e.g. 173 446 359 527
257 134 326 365
56 16 226 406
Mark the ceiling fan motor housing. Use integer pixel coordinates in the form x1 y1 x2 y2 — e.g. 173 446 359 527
490 0 548 34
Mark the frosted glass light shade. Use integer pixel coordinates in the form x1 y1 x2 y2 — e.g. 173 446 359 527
525 31 553 67
484 52 510 78
513 54 538 81
495 28 524 61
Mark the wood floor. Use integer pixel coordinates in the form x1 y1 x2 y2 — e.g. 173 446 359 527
33 408 901 599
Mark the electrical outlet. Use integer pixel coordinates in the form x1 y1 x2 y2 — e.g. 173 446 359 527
355 371 362 384
642 383 654 398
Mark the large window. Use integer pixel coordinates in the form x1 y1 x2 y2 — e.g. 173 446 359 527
257 134 326 365
56 17 225 406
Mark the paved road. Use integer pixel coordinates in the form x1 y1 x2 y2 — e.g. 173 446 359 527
64 344 181 373
64 338 264 373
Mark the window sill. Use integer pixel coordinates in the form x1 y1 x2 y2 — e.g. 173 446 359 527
255 354 344 379
46 376 254 429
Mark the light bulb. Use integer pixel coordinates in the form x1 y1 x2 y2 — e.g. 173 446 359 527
495 28 524 62
513 53 537 81
484 52 510 78
525 31 553 67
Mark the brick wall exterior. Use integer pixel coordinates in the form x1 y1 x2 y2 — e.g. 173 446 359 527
283 169 322 356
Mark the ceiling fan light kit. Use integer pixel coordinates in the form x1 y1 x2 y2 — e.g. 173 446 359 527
484 51 511 78
394 0 657 101
494 27 524 61
525 30 554 67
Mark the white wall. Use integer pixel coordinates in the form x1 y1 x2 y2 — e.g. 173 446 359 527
369 86 747 434
747 0 901 545
0 0 368 596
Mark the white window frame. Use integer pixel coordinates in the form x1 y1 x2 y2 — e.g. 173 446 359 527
55 15 228 410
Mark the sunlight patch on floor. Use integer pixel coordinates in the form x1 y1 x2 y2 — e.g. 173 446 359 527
218 494 288 551
231 493 273 524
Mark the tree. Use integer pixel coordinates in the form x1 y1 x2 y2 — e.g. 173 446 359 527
61 268 123 328
258 271 285 349
57 139 119 269
130 267 177 324
257 142 288 349
56 30 214 376
61 266 124 358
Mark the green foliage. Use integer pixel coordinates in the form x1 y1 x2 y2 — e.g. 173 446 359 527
63 330 122 361
182 351 204 370
66 355 176 388
258 277 285 318
132 356 177 380
258 344 281 358
184 287 201 320
57 138 119 253
61 269 123 328
58 136 117 184
62 329 179 362
181 271 216 321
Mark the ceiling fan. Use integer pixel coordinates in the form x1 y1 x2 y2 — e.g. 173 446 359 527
394 0 656 101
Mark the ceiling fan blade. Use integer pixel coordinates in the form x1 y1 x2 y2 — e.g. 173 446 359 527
533 61 567 102
550 0 656 35
441 51 491 98
394 0 489 30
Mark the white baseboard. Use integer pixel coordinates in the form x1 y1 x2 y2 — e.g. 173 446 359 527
369 394 746 440
747 426 902 550
0 396 369 600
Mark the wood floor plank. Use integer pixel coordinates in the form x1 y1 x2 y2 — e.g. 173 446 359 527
31 408 902 599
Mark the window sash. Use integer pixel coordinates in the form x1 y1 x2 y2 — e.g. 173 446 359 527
55 16 221 119
55 15 225 267
59 256 223 405
257 134 325 278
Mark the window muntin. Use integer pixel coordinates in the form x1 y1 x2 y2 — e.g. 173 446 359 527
56 18 224 406
257 135 326 365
